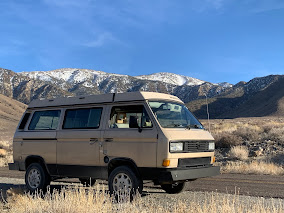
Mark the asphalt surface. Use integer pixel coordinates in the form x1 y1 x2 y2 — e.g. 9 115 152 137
0 167 283 199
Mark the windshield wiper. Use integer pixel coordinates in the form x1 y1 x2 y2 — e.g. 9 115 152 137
172 124 184 128
186 124 201 129
164 124 184 128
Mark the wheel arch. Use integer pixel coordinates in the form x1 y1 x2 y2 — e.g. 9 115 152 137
108 157 140 178
25 155 50 174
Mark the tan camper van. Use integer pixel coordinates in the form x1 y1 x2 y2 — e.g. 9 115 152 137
9 92 219 196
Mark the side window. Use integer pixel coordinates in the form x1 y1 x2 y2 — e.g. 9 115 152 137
29 110 61 130
63 108 102 129
18 112 31 130
109 105 152 129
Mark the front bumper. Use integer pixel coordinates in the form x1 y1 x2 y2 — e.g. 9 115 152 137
158 166 220 184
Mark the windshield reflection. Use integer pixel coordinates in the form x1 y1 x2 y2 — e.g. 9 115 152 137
148 101 203 129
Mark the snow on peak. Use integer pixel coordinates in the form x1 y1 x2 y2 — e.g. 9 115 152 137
216 82 233 88
135 72 205 86
21 68 103 83
19 69 234 91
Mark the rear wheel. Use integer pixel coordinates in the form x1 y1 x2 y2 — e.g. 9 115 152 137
79 178 96 187
108 166 142 202
25 163 50 193
161 182 186 194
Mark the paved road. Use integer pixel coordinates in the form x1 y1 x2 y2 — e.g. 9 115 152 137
1 167 283 198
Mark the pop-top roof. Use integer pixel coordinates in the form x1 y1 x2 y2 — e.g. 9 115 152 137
27 92 183 109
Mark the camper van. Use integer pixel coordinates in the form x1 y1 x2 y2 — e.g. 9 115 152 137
9 92 219 196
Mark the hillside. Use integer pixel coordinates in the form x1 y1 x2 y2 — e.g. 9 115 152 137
1 67 284 118
0 94 26 142
188 75 284 118
0 68 231 104
223 77 284 118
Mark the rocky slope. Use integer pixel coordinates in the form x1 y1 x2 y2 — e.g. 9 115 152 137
0 67 283 118
0 68 231 104
188 75 284 118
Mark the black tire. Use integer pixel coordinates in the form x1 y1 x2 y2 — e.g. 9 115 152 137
79 178 96 187
108 166 142 202
161 182 186 194
25 163 50 193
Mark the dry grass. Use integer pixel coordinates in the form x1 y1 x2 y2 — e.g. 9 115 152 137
222 161 284 175
228 146 249 161
0 141 12 167
206 118 284 147
0 149 7 157
202 117 284 175
1 186 284 213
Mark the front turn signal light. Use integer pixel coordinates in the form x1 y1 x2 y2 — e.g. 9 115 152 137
213 156 216 163
162 159 170 167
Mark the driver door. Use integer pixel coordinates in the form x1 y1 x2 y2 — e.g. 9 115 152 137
102 103 158 168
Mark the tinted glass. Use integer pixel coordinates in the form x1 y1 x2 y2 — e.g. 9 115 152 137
63 108 102 129
19 113 31 129
29 110 61 130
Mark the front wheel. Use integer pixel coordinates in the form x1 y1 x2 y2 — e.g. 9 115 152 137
108 166 142 201
161 182 186 194
25 163 50 193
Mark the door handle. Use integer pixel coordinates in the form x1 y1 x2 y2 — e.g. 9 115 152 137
104 138 113 142
89 138 99 144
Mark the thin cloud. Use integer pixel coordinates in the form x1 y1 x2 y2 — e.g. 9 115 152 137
82 32 126 48
206 0 225 10
250 0 284 13
83 32 115 48
43 0 94 8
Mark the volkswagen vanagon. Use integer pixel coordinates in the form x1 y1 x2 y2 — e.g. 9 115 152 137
9 92 219 196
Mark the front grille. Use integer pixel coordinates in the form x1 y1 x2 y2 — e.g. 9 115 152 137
178 157 211 168
184 141 209 152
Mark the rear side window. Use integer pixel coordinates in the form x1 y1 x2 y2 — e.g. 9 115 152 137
18 113 31 130
63 108 102 129
29 110 61 130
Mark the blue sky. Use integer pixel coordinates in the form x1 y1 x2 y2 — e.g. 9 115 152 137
0 0 284 84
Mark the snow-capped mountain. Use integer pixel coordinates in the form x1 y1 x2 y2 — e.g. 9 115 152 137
21 68 133 90
1 67 232 104
21 69 207 88
1 67 283 119
135 72 205 86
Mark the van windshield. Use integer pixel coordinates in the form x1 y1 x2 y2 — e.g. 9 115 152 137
148 101 203 129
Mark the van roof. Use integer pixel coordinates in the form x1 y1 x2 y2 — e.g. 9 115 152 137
27 92 183 109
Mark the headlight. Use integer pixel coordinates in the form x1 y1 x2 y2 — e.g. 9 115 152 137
208 142 215 151
170 142 184 152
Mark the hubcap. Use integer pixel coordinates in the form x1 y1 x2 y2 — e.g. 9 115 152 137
112 173 132 194
28 168 41 189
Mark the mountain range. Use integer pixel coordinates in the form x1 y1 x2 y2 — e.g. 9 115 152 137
0 67 283 118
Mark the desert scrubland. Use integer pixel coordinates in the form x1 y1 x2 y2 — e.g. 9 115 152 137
0 183 283 213
202 117 284 175
1 117 284 173
1 117 284 213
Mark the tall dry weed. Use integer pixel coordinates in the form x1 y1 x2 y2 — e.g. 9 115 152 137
2 186 284 213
